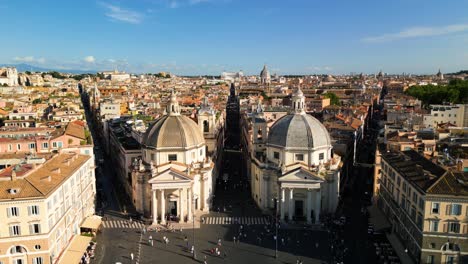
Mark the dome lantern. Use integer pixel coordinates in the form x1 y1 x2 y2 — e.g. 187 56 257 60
167 89 181 116
291 87 305 114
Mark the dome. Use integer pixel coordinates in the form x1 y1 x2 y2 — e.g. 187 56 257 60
142 89 205 149
260 65 270 78
267 114 331 149
143 115 205 149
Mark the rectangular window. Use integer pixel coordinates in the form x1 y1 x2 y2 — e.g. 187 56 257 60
451 204 462 215
426 255 434 264
397 176 401 187
8 144 12 151
295 154 304 161
273 152 279 159
168 154 177 161
28 205 39 215
418 198 424 210
319 153 324 160
402 182 407 193
32 257 44 264
448 222 460 233
412 192 418 204
150 153 155 161
30 223 41 234
17 144 21 150
431 202 439 214
429 220 439 232
29 143 36 149
52 142 57 148
9 225 21 236
7 207 19 217
416 213 423 229
42 142 48 148
47 201 52 210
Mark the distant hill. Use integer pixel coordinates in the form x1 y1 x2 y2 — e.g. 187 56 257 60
0 63 96 74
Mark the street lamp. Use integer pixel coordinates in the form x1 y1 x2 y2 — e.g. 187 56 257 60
192 195 196 260
272 197 279 258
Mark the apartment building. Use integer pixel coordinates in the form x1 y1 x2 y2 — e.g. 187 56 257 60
0 152 96 264
423 104 468 128
377 150 467 264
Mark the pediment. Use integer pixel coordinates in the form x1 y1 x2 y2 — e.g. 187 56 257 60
148 168 192 184
278 168 324 183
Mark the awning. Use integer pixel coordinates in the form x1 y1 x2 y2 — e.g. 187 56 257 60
80 215 102 230
58 235 92 264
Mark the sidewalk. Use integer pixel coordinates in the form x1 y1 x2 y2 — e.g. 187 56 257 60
150 210 205 230
386 233 414 264
368 204 414 264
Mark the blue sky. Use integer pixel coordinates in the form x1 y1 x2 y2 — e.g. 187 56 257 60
0 0 467 75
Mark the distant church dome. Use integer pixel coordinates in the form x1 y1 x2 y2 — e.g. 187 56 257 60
143 90 205 149
267 88 331 149
260 64 271 84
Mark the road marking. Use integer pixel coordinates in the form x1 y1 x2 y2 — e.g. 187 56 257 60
202 217 269 225
102 220 145 229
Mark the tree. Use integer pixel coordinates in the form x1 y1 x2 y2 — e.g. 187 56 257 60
405 80 468 106
323 92 340 105
32 98 42 104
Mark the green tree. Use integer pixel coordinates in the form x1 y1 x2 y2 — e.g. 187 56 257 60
324 92 340 105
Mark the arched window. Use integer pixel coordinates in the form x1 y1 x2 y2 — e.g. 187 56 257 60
203 120 209 133
10 245 26 254
257 128 263 140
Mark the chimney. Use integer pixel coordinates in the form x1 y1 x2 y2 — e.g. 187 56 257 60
11 169 17 181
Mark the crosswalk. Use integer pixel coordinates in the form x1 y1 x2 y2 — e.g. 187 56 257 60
102 220 145 229
203 216 270 225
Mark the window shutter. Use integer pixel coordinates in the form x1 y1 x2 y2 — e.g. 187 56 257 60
463 225 467 235
37 206 40 215
443 223 448 233
9 226 12 236
7 208 11 218
29 224 33 234
446 204 451 215
28 206 31 216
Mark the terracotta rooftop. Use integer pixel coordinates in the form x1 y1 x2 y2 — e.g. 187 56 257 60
0 153 91 200
65 122 86 140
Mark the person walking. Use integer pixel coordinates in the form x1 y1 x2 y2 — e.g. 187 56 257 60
130 252 134 261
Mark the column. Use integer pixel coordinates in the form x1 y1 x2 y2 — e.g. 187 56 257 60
177 189 181 218
152 189 158 225
160 189 166 225
179 188 184 223
288 188 294 221
187 188 192 222
280 188 285 221
306 189 312 224
315 189 321 223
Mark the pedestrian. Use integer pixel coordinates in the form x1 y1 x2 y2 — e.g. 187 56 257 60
130 252 134 260
217 238 222 246
233 236 236 243
130 217 133 224
315 242 319 249
143 227 146 234
191 245 194 254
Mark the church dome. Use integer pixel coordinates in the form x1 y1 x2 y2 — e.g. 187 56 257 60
260 65 270 78
267 114 331 149
142 90 205 149
267 87 331 149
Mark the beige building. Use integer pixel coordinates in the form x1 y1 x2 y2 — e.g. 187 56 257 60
377 150 468 263
131 91 214 224
249 88 341 224
0 152 96 264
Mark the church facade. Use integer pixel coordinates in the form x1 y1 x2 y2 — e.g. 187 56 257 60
250 88 341 224
131 91 214 225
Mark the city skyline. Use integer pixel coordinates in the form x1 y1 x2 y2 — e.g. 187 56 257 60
1 0 468 74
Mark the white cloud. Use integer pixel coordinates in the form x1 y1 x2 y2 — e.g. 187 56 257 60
100 2 143 24
84 56 96 63
324 66 332 71
362 23 468 43
169 1 179 8
13 56 46 64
